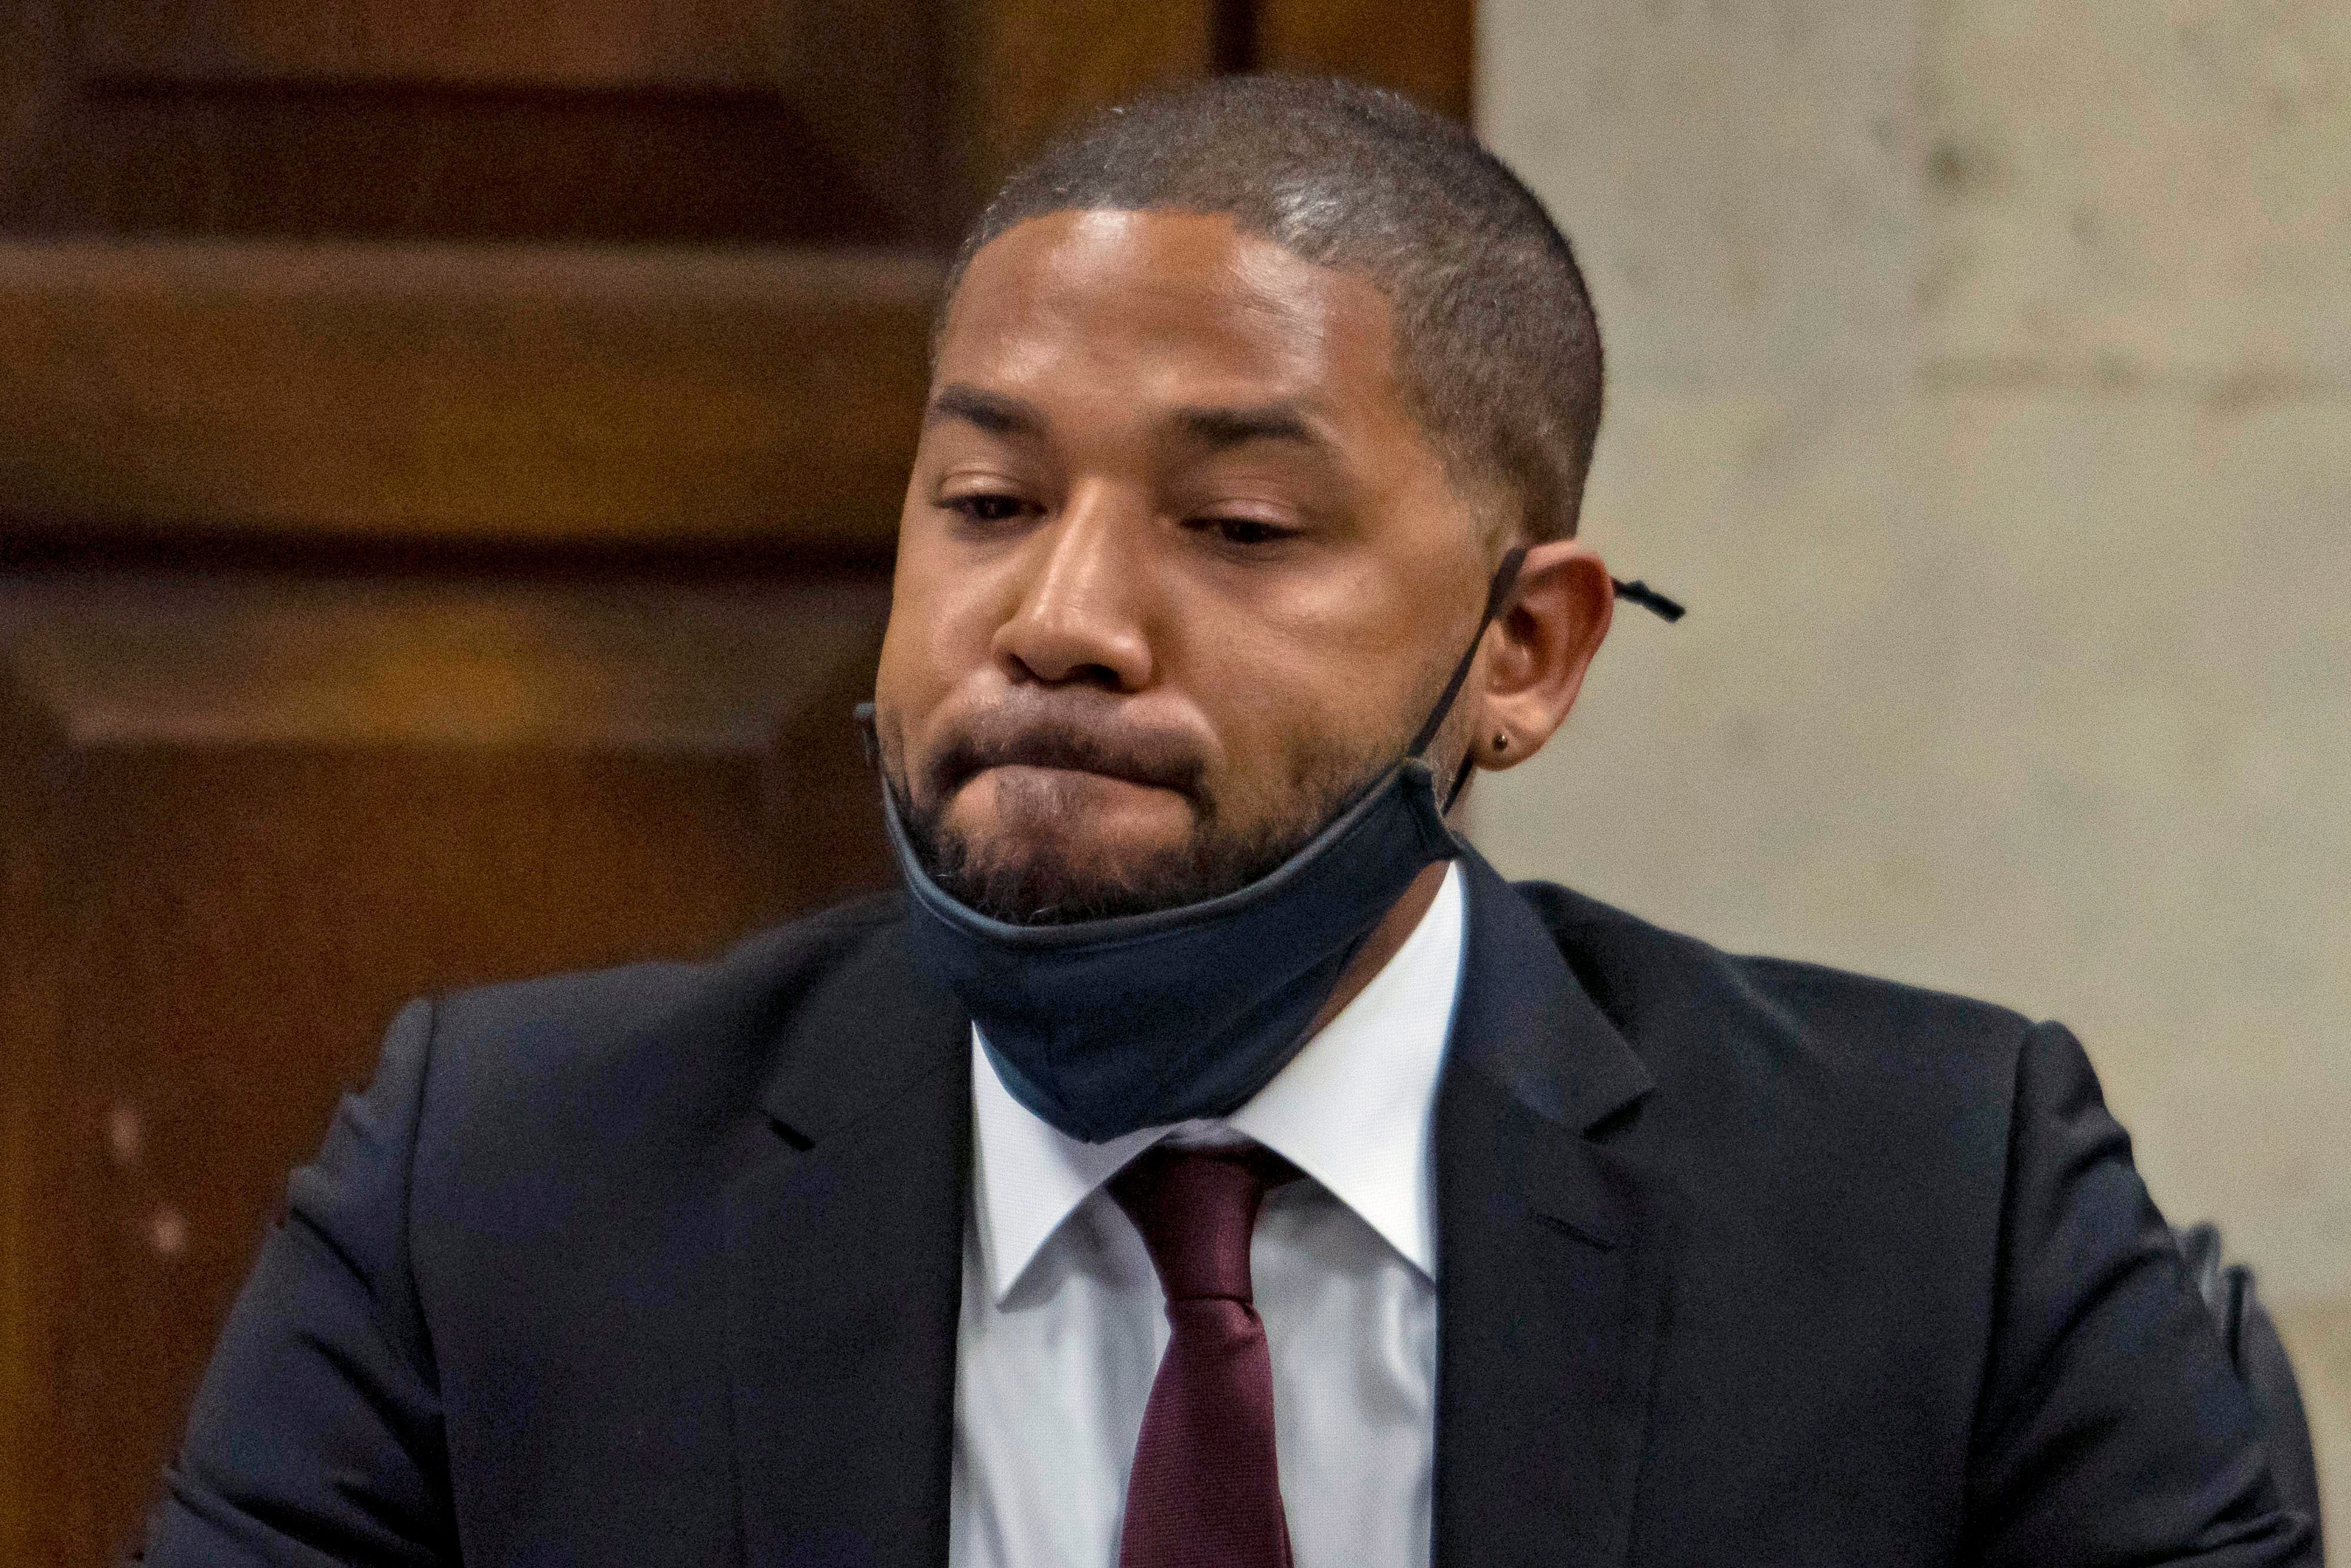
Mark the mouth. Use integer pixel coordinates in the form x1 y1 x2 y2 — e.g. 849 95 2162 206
977 760 1183 791
930 722 1207 805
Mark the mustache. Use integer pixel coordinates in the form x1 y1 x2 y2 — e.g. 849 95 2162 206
926 711 1209 803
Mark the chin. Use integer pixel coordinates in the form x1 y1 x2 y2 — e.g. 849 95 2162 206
947 804 1187 886
942 837 1202 926
958 767 1195 850
932 788 1209 926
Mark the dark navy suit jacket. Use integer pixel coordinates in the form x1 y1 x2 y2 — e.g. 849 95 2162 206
147 853 2314 1566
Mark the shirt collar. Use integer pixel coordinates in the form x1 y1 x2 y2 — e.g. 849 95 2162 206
968 863 1466 1305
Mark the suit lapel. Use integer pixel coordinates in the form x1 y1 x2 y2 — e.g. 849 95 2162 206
725 916 971 1568
1433 854 1671 1568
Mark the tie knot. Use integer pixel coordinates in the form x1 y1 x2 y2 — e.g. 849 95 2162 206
1110 1144 1297 1303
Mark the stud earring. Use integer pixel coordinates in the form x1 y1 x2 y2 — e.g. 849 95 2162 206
1493 733 1510 752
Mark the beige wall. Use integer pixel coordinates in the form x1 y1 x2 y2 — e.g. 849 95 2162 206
1475 0 2350 1537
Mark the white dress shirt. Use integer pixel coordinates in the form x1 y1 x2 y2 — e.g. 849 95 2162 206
949 864 1466 1568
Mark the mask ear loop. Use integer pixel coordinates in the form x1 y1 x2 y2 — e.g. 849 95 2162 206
1415 550 1687 814
1406 545 1530 814
1612 578 1686 621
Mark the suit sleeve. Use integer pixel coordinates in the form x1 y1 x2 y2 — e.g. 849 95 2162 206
1963 1020 2316 1567
143 999 456 1567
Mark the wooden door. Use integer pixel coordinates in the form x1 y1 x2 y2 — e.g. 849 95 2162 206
0 4 1471 1561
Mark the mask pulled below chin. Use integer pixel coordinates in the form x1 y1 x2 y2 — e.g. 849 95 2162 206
879 752 1463 1143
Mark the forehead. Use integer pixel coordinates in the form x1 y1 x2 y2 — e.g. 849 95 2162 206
935 209 1403 411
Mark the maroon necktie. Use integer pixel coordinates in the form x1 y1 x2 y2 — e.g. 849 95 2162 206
1110 1143 1300 1568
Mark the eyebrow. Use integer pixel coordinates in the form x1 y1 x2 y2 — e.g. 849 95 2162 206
1171 402 1327 453
926 384 1045 438
925 384 1332 456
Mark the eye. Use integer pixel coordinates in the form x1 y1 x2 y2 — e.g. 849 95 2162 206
1199 516 1299 547
943 492 1032 525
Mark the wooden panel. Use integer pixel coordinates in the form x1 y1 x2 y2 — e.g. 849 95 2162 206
4 0 942 243
8 83 923 245
948 0 1218 212
0 570 893 1565
0 572 888 749
0 242 941 553
1253 0 1476 120
937 0 1477 223
0 667 72 1568
0 6 65 162
78 0 816 86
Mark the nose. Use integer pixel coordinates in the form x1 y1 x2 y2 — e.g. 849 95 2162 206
992 481 1154 692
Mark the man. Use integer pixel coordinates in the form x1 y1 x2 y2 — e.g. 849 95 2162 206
148 76 2311 1567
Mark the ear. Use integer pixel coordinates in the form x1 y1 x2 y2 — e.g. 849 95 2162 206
1468 539 1613 772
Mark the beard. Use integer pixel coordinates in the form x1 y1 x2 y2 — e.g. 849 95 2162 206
886 726 1404 927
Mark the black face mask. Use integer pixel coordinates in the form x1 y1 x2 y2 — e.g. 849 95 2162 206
862 551 1680 1144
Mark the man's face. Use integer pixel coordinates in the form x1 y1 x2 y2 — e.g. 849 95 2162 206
872 208 1495 924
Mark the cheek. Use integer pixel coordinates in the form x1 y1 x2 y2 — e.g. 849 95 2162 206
872 601 942 720
875 550 1003 720
1153 617 1353 821
1168 577 1421 741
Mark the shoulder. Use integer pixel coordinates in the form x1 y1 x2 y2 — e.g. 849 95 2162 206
1508 880 2043 1348
1512 877 2035 1078
411 890 918 1153
430 888 909 1044
1507 878 2037 1192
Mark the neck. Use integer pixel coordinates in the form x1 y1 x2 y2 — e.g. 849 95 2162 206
1300 858 1451 1038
